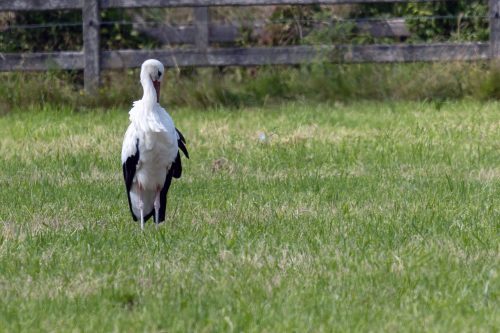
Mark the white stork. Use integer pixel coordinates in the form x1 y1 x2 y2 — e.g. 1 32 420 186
121 59 189 229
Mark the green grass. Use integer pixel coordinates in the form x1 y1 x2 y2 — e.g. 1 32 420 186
0 101 499 332
2 61 500 112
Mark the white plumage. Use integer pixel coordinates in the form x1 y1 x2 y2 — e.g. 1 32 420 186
121 59 188 229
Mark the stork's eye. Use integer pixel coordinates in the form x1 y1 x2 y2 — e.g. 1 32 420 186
158 70 162 77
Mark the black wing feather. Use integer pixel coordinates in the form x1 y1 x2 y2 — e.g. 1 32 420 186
156 167 174 223
176 128 189 159
172 127 188 180
123 139 140 221
178 141 189 159
172 152 182 179
176 128 186 144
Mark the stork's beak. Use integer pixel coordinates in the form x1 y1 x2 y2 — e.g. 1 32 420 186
153 80 161 103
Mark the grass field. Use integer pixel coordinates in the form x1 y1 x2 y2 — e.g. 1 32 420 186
0 101 499 332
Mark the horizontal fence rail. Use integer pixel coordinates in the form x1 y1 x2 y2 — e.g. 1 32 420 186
1 43 490 71
0 0 455 11
0 0 498 94
128 18 411 45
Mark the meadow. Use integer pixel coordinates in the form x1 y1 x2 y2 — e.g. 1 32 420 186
0 100 499 332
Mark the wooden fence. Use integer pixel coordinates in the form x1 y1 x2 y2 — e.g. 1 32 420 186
0 0 499 94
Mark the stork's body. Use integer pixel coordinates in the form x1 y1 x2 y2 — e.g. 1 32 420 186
121 59 188 229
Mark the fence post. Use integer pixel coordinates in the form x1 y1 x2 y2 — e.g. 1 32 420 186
194 7 209 51
490 0 500 59
83 0 100 94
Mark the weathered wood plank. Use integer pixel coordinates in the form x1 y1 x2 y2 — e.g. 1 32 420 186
83 0 101 93
101 43 488 68
356 19 409 38
132 23 245 44
133 24 186 45
0 0 82 11
100 0 452 9
343 43 489 62
132 19 409 46
490 0 500 59
0 52 84 71
0 43 487 72
102 47 309 67
0 0 456 11
194 7 210 50
131 23 252 45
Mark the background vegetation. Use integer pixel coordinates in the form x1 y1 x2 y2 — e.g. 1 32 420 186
0 1 496 112
355 1 488 42
2 61 500 113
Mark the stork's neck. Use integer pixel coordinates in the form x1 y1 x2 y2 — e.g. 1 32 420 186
140 72 157 111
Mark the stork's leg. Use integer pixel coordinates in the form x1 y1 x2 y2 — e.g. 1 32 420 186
154 186 161 229
138 184 145 230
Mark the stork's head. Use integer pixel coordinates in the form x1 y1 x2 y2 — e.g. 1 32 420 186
140 59 164 103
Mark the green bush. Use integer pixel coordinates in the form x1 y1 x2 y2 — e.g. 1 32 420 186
0 9 158 52
353 1 488 42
